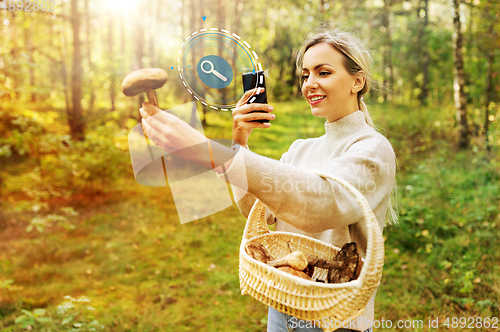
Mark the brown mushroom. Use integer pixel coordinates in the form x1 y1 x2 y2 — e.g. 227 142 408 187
304 253 347 280
121 68 168 159
277 266 311 280
245 242 274 264
327 242 363 283
121 68 168 107
306 255 344 270
268 251 309 271
303 264 315 278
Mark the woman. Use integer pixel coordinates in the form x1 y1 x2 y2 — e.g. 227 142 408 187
140 26 396 332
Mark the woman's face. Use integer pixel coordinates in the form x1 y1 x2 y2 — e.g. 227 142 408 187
301 42 360 123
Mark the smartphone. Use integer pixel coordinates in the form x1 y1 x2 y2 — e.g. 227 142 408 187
242 71 268 123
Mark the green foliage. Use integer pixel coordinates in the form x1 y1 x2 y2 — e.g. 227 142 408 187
25 207 78 233
59 123 130 192
12 297 104 332
0 279 14 290
3 109 130 197
396 153 499 249
1 108 130 235
55 296 104 332
14 308 52 329
14 167 68 212
374 101 500 312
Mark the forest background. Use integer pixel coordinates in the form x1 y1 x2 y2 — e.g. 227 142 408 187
0 0 499 330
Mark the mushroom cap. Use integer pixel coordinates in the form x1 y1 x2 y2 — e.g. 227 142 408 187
121 68 168 96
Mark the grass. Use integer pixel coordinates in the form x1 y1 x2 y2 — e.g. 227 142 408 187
1 178 269 331
0 99 499 331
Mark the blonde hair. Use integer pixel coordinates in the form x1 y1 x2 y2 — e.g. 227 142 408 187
296 24 399 225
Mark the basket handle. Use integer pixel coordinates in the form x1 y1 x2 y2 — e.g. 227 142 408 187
241 169 384 283
242 198 270 241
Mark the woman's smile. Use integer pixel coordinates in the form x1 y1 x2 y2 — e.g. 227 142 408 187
308 94 326 105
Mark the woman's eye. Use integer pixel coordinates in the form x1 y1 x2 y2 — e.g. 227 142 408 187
320 71 331 76
301 75 309 80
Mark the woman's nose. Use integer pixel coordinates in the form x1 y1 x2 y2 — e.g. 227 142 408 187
304 76 318 90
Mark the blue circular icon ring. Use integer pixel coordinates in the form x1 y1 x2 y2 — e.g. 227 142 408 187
197 55 233 89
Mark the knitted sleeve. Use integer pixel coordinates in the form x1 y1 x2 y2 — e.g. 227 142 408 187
230 146 294 225
223 135 395 233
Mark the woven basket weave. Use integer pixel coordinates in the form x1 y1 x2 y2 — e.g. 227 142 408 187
238 170 384 332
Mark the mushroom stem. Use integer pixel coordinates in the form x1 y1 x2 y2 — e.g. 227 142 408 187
277 266 311 280
141 90 161 163
267 251 308 271
146 89 158 107
306 255 345 270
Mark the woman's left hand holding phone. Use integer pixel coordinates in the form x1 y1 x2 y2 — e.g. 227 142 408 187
232 87 275 147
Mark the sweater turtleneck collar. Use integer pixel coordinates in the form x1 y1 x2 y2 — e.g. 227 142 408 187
324 110 369 141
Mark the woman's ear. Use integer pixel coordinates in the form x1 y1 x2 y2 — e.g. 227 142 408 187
351 72 366 94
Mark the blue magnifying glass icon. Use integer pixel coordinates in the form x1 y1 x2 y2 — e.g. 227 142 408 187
201 60 227 82
197 55 233 89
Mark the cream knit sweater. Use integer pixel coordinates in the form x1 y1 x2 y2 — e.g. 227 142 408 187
221 110 396 331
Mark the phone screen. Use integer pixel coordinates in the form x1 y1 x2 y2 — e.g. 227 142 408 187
242 71 268 123
242 71 267 104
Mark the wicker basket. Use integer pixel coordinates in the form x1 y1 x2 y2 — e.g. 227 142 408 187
238 170 384 332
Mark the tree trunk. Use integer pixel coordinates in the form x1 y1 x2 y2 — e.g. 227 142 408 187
188 0 205 126
453 0 469 149
70 0 85 141
108 15 115 112
120 12 126 113
484 51 494 150
382 0 393 102
156 0 162 65
135 9 144 68
483 1 497 151
85 0 95 113
179 0 187 104
8 46 20 101
418 0 430 105
367 11 379 102
147 4 152 67
218 0 227 105
180 0 185 38
24 28 36 103
121 13 125 75
135 3 145 122
0 22 8 103
0 51 7 103
230 0 242 99
288 48 298 98
57 21 71 116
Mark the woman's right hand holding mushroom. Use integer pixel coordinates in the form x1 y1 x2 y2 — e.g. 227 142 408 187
232 88 275 147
